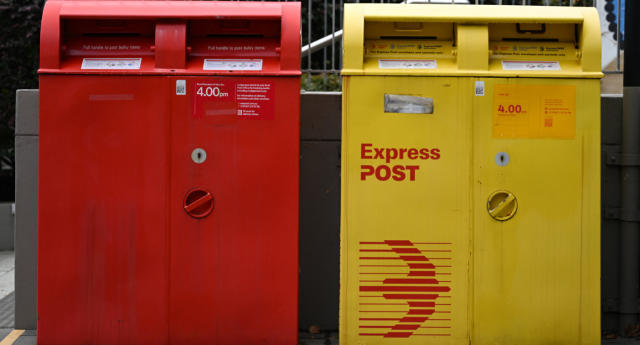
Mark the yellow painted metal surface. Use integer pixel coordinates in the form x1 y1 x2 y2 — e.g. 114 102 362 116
341 4 601 345
342 4 601 77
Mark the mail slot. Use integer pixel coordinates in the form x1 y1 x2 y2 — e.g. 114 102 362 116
38 1 300 344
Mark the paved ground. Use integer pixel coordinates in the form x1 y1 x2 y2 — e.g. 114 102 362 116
299 332 338 345
0 252 15 302
0 331 635 345
605 339 640 345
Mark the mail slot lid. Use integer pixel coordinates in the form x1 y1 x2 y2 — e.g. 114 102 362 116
58 19 155 74
342 4 602 77
186 18 285 74
40 1 300 75
189 19 280 58
62 19 155 57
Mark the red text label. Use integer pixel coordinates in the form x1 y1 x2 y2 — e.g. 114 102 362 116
360 143 440 182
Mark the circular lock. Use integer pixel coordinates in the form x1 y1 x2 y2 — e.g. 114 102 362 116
184 189 214 218
495 152 510 167
191 148 207 164
487 190 517 221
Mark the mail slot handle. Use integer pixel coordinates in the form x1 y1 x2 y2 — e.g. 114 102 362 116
516 23 546 34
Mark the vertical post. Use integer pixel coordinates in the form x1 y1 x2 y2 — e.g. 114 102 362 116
323 0 327 87
338 0 343 73
14 90 39 330
331 0 336 72
617 0 621 71
620 0 640 335
307 0 312 79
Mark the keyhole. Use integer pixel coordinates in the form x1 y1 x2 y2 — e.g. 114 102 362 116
191 148 207 164
495 152 510 167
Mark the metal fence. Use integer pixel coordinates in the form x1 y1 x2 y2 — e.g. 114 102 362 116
294 0 624 90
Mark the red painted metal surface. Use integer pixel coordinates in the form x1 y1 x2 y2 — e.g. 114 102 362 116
38 2 300 344
40 1 300 75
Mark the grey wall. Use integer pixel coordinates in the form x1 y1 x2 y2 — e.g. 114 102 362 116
602 96 624 335
14 90 625 334
14 90 38 330
0 204 15 252
299 92 341 331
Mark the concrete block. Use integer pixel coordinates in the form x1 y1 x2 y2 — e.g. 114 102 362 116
301 92 341 141
602 96 622 145
299 141 340 331
15 90 38 136
0 204 15 251
14 135 37 330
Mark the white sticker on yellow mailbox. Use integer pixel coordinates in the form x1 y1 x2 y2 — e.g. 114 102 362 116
493 84 576 139
378 59 437 69
384 94 433 114
501 60 561 71
365 40 452 57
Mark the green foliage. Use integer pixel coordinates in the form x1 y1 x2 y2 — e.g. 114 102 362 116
0 0 44 170
301 73 342 91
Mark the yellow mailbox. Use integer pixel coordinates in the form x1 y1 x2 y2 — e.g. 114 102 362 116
340 4 602 345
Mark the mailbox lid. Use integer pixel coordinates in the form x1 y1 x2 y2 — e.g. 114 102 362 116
39 1 300 76
342 4 602 78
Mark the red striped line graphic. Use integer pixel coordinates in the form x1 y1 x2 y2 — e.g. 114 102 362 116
408 271 436 277
408 301 435 308
408 263 436 269
383 278 438 284
360 286 450 292
382 294 439 300
358 240 452 338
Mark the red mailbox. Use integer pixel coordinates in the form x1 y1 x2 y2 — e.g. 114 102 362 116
38 2 300 344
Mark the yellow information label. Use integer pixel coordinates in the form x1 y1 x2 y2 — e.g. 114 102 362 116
364 40 453 58
489 42 576 60
493 84 576 139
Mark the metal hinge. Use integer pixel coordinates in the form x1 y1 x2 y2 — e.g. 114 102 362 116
604 207 640 222
606 152 640 166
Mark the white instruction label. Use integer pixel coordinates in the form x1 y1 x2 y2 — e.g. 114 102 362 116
475 81 485 96
378 59 437 69
384 94 433 114
501 60 561 71
81 58 142 70
203 59 263 71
